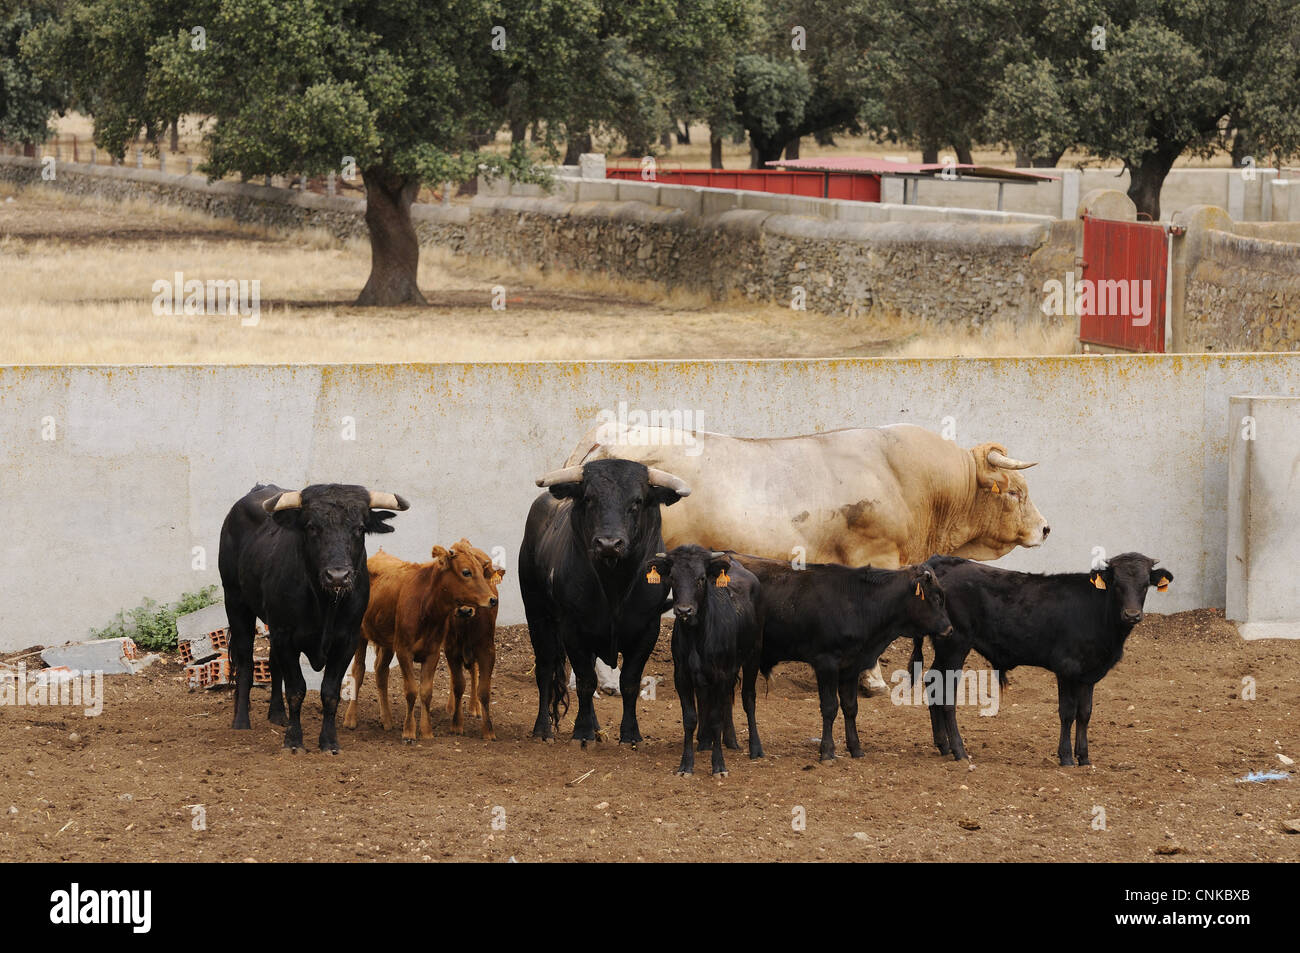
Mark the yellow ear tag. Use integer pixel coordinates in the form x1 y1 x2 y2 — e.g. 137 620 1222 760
645 567 660 585
1157 577 1170 592
1092 575 1107 590
715 570 730 588
990 482 1001 494
915 581 923 598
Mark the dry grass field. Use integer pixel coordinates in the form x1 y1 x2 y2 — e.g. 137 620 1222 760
0 182 1075 364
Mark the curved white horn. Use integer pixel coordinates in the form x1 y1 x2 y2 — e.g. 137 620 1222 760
711 551 727 560
536 466 584 488
646 468 691 497
262 490 302 514
369 492 409 511
987 450 1037 470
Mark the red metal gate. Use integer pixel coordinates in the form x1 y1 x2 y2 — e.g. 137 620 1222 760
1078 215 1169 352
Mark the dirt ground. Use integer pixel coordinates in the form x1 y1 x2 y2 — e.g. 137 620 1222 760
1 609 1296 862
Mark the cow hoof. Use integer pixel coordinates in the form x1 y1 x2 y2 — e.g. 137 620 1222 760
819 752 836 762
675 769 693 777
284 745 303 754
321 746 340 755
402 738 415 746
713 771 729 778
850 750 865 759
268 711 287 727
232 718 251 731
749 749 764 760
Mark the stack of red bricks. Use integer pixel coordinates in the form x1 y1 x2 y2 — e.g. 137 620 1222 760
177 603 270 690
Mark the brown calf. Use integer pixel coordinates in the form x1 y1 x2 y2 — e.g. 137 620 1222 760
343 541 497 742
441 542 506 740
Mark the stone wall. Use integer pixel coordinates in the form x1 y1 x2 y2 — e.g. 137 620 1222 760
465 196 1078 326
1171 206 1300 352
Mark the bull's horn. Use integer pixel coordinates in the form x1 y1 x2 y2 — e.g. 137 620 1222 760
987 450 1037 470
711 551 727 560
536 466 584 488
369 492 410 511
263 490 302 513
655 552 667 558
646 468 691 497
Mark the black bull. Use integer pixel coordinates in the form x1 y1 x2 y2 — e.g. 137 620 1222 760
518 459 690 746
218 483 408 753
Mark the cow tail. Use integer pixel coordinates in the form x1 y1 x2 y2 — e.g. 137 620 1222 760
543 625 569 728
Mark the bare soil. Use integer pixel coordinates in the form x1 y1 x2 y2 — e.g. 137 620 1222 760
1 609 1297 862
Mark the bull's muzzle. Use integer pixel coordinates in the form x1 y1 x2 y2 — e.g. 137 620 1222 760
456 606 476 619
322 567 353 591
592 536 627 560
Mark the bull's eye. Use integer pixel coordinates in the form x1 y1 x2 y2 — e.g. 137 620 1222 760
462 568 471 577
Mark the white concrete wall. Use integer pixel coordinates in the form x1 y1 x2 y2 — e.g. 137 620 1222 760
2 356 1298 650
1227 396 1300 638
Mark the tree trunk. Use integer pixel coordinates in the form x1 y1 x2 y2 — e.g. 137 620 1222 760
749 136 787 169
170 120 180 153
709 129 724 169
814 128 836 147
356 168 426 306
677 122 691 145
784 137 801 160
659 131 674 150
510 119 527 144
1127 143 1184 221
922 145 939 164
955 145 973 165
563 128 593 165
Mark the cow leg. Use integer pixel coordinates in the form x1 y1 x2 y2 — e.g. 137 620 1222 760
317 642 352 754
571 652 600 744
864 661 887 693
942 695 967 762
1056 674 1078 766
398 652 420 743
909 638 925 687
417 653 441 741
226 598 257 730
526 609 563 741
816 667 840 761
1074 682 1095 766
267 642 287 726
342 638 367 730
446 659 467 735
374 645 394 731
617 638 655 746
707 689 730 776
721 682 740 750
923 662 951 756
475 649 496 741
276 643 307 753
468 661 483 718
674 661 697 777
741 660 763 760
838 671 864 758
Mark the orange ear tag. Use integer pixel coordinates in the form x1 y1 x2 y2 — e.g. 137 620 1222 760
915 582 924 598
1157 577 1170 592
645 567 660 585
715 571 730 588
1092 575 1107 590
990 482 1001 494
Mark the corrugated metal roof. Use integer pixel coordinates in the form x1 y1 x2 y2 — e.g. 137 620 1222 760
767 157 1060 182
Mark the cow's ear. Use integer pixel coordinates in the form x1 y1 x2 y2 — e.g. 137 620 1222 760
707 556 732 584
972 443 1007 492
1089 569 1109 590
365 510 397 534
547 481 582 500
644 555 670 585
271 508 304 531
648 485 685 507
491 567 506 585
1150 567 1173 591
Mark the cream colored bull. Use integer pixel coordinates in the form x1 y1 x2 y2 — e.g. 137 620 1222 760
567 423 1049 690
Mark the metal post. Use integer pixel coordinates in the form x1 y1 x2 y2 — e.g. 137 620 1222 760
997 181 1005 211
